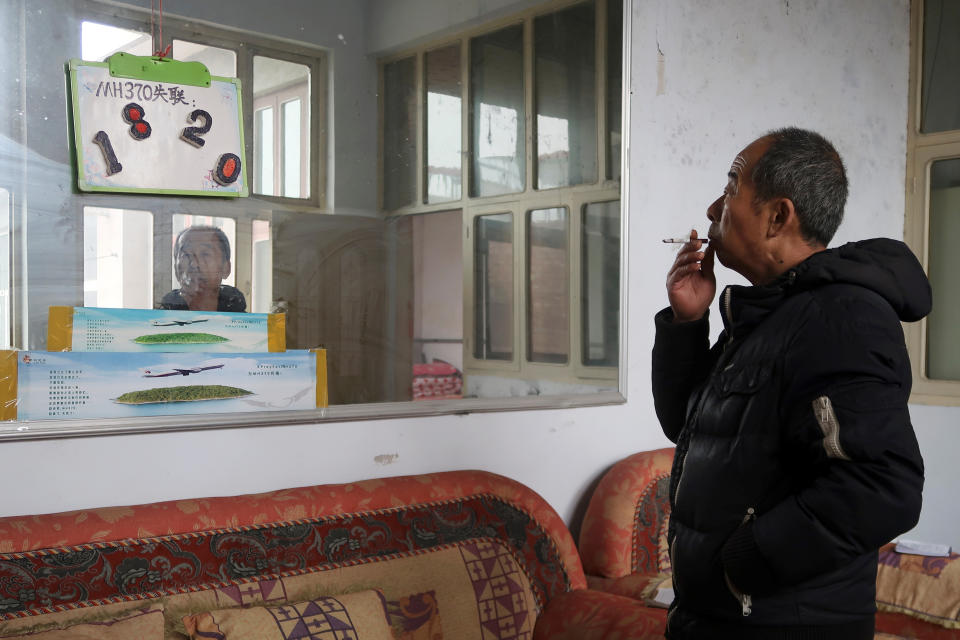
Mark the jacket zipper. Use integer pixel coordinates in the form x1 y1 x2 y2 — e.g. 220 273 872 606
725 507 756 617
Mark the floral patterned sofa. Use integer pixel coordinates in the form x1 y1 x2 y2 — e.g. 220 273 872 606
557 447 960 640
0 470 589 639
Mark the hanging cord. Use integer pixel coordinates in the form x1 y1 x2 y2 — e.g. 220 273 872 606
151 0 171 58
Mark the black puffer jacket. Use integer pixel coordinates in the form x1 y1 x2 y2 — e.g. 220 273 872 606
652 239 930 640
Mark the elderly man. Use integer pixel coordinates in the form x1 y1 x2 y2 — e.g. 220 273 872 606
159 225 246 312
653 127 930 639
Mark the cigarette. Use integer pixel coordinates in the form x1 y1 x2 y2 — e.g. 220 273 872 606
662 237 709 244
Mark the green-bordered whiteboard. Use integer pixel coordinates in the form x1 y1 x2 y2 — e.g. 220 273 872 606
68 55 248 197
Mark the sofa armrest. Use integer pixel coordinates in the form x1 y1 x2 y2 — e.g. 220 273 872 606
578 447 674 579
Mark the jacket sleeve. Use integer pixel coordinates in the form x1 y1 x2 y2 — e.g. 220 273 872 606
722 289 924 593
652 307 713 443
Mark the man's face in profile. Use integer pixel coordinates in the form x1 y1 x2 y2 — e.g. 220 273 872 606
175 230 230 295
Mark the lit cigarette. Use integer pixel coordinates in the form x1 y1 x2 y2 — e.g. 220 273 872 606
662 237 709 244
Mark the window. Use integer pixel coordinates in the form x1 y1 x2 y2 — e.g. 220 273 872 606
380 0 621 391
904 0 960 404
83 207 153 308
253 56 311 199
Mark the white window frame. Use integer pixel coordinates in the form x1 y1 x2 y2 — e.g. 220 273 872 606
903 0 960 406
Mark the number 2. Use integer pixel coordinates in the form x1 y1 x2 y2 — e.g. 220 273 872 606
180 109 212 148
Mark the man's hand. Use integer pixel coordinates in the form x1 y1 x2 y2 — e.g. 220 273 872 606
666 231 716 322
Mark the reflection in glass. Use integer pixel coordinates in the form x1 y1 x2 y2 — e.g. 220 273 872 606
170 215 236 289
582 201 620 367
921 0 960 133
0 188 10 346
384 56 417 210
474 213 513 360
82 207 153 309
256 108 275 194
81 22 151 60
607 0 623 181
413 211 463 369
283 99 302 197
535 2 596 189
172 40 237 76
528 208 568 363
253 56 311 198
251 220 272 314
926 158 960 379
426 45 462 203
471 25 525 197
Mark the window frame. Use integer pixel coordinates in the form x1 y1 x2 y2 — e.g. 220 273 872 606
381 0 621 387
903 0 960 405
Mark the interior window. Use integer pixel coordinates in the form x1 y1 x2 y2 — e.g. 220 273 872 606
82 207 153 309
425 45 463 204
582 201 620 367
251 219 272 314
383 56 417 210
470 25 525 198
534 2 597 189
253 56 311 199
474 213 514 360
0 187 10 347
527 207 569 363
926 157 960 380
920 0 960 133
413 211 463 367
81 21 150 60
172 39 237 76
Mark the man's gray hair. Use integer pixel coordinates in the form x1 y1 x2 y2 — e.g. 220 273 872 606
175 225 231 263
752 127 848 247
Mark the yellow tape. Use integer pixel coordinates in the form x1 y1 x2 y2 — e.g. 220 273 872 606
313 348 328 408
47 306 75 351
0 350 18 421
268 313 286 352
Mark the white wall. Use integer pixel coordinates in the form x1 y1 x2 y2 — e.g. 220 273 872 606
1 0 958 549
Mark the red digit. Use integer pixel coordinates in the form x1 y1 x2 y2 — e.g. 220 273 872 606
214 153 241 185
122 103 152 140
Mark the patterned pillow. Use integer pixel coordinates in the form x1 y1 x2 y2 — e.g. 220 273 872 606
182 590 393 639
0 605 163 639
876 544 960 629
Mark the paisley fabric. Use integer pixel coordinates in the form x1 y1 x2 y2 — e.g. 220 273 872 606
0 470 583 633
877 543 960 630
532 589 666 640
182 590 393 640
578 447 674 579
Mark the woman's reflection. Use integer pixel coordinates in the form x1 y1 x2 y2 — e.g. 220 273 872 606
159 226 247 312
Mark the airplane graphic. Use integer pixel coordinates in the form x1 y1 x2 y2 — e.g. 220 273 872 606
150 318 210 327
142 363 224 377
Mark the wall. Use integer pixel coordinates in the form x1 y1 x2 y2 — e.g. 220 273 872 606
1 0 958 549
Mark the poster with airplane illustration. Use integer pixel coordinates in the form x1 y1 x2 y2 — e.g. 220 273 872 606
15 350 317 420
48 306 285 353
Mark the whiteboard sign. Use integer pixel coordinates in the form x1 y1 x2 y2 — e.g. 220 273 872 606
69 58 248 197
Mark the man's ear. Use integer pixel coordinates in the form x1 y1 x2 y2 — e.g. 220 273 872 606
767 198 796 238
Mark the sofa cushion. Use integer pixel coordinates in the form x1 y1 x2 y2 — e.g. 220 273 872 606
0 604 163 639
533 589 666 639
876 544 960 629
182 590 392 640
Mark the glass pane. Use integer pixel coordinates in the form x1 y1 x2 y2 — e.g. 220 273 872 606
82 207 153 309
283 99 302 198
0 188 10 347
926 158 960 379
535 3 596 189
172 40 237 77
920 0 960 133
528 208 568 363
251 220 272 314
384 56 417 210
474 213 513 360
412 211 463 372
607 0 623 181
426 45 462 204
81 21 151 60
170 215 237 292
582 201 620 367
253 56 311 198
256 107 275 195
471 25 525 197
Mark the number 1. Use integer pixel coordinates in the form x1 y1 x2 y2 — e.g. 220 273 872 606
93 131 122 175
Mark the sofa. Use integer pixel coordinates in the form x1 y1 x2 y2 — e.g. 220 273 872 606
0 449 957 639
563 447 960 640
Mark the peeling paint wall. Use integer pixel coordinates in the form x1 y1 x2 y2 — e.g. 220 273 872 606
1 0 958 548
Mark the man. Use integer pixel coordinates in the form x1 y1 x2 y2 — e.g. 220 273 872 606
159 225 246 312
653 127 930 639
